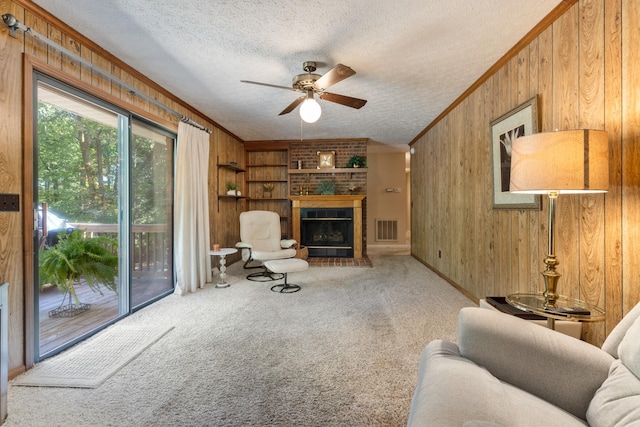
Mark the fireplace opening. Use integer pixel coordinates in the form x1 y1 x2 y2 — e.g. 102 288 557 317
300 208 354 258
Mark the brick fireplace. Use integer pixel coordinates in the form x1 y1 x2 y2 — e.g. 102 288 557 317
290 195 365 259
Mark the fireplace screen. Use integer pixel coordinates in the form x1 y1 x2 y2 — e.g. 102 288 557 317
300 208 354 258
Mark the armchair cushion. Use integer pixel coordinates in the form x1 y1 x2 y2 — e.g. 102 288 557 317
457 307 614 419
236 210 296 262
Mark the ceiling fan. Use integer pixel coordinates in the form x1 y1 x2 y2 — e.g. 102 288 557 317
241 61 367 123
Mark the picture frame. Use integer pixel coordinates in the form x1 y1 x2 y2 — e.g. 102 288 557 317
317 151 336 169
490 96 541 210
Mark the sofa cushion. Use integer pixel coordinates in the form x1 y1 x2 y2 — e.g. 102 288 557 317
618 313 640 379
586 359 640 426
407 340 587 427
457 307 613 419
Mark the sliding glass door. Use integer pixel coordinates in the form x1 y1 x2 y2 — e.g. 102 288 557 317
34 75 175 360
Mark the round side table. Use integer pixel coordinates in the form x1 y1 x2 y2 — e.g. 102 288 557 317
507 292 605 330
209 248 238 288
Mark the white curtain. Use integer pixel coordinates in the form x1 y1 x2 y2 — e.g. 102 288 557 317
174 122 212 295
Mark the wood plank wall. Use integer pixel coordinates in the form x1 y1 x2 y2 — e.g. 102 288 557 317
0 0 244 374
410 0 639 346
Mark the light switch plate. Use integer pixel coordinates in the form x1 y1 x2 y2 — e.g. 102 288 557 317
0 194 20 212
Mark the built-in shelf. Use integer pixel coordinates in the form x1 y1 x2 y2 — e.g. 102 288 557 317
218 195 247 199
217 159 246 212
218 163 246 173
247 163 289 167
245 179 289 183
288 168 368 174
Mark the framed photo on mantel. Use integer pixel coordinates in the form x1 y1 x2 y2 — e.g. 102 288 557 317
490 96 541 210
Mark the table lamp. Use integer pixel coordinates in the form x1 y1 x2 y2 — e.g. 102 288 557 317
509 129 609 305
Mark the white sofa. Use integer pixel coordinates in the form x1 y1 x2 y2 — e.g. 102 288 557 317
407 303 640 426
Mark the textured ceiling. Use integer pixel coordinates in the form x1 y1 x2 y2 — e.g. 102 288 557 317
31 0 563 151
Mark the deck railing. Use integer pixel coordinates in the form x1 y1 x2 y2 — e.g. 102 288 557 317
70 223 171 278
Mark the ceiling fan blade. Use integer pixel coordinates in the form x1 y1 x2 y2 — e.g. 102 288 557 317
313 64 356 90
318 92 367 109
279 96 305 115
241 80 298 92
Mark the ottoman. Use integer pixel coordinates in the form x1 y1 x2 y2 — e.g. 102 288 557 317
263 258 309 293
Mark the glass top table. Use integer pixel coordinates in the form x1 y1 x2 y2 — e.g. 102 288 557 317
506 293 605 329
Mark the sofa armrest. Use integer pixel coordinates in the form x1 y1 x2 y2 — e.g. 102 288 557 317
458 307 614 419
280 239 297 249
235 242 252 249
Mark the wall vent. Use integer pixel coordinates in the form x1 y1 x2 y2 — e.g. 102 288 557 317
375 219 398 242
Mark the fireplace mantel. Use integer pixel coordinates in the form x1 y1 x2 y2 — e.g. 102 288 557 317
289 195 365 259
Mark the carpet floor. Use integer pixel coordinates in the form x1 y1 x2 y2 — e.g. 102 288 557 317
7 247 475 426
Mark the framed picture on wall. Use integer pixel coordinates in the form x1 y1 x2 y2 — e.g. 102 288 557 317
490 96 541 210
317 151 336 169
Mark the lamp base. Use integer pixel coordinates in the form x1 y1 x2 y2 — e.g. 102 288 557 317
542 253 560 306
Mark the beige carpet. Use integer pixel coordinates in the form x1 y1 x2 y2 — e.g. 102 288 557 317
13 325 174 388
7 247 474 426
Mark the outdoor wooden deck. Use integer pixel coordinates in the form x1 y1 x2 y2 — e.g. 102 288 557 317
38 277 172 357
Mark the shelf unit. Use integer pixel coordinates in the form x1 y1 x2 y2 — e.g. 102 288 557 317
245 148 291 237
217 159 246 212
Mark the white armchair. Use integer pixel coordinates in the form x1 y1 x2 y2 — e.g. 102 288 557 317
235 210 297 281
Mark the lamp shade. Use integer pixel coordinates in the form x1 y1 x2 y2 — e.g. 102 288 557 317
510 129 609 194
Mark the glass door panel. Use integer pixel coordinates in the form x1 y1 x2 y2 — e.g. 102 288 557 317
130 120 175 308
36 81 123 358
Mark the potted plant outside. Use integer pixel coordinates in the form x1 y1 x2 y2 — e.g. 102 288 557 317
346 154 367 168
39 230 118 317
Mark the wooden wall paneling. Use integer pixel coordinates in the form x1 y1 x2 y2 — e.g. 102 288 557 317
120 69 138 106
459 102 471 286
553 5 582 301
440 118 451 273
603 0 623 332
507 55 522 294
622 0 640 314
536 24 555 298
526 38 542 294
46 25 62 69
413 134 427 261
463 96 474 293
1 0 26 372
415 134 427 264
209 129 219 247
495 64 511 297
481 77 496 299
578 0 607 344
61 33 81 77
516 49 533 293
450 106 463 283
425 133 433 262
79 34 93 87
468 97 479 292
24 10 47 59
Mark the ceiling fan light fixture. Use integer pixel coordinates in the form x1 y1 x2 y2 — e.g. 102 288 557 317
300 92 321 123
